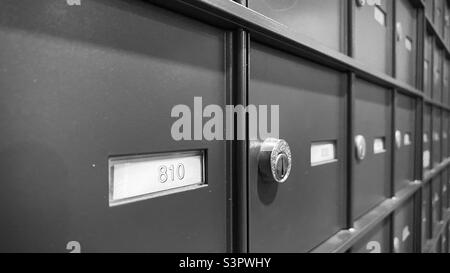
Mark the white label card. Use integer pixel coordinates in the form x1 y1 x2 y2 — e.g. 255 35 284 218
374 6 386 26
405 37 413 52
109 151 205 206
423 150 431 168
311 142 337 166
373 137 386 154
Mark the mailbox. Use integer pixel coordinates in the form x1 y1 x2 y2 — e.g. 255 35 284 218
425 0 433 20
446 2 450 46
443 170 449 213
444 224 449 253
351 220 391 253
443 112 449 159
443 59 450 105
422 183 432 246
248 0 345 52
432 177 442 237
395 94 416 192
248 42 346 252
393 198 415 253
353 79 391 220
424 105 432 172
433 44 443 103
396 0 418 87
424 33 433 98
354 0 393 74
433 107 442 166
0 0 228 252
434 0 445 37
436 237 443 253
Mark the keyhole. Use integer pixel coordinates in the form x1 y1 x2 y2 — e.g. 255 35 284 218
276 154 288 180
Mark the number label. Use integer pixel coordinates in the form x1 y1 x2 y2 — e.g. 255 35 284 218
159 163 185 183
366 241 381 253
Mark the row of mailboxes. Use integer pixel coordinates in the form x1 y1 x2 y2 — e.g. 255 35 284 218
351 198 415 253
249 43 419 252
1 0 448 253
248 0 419 87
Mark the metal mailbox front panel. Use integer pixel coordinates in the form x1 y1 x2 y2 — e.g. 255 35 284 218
396 0 418 87
443 59 450 106
351 220 391 253
432 177 442 236
248 0 345 52
249 42 346 252
353 79 391 220
422 183 432 246
424 105 432 172
444 223 449 253
393 198 415 253
434 0 445 36
433 107 442 166
433 44 443 103
443 112 449 159
446 4 450 47
443 170 449 213
425 0 433 20
354 0 393 74
395 94 416 193
0 0 227 252
424 33 433 98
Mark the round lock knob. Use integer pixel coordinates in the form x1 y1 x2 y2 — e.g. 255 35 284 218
395 130 402 149
258 138 292 183
355 135 367 161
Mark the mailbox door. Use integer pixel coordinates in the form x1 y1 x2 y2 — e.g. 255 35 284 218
0 0 228 252
443 112 449 159
443 59 450 106
395 94 416 192
424 105 432 172
422 183 432 246
249 42 346 252
396 0 417 87
393 198 414 253
248 0 345 52
424 33 433 98
433 107 442 167
353 79 391 220
351 220 391 253
432 177 442 237
444 224 449 253
433 45 443 103
354 0 393 74
434 0 445 36
425 0 433 20
443 170 449 213
446 3 450 46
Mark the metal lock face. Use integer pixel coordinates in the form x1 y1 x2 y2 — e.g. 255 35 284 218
396 22 403 42
258 138 292 183
395 130 402 149
355 135 367 161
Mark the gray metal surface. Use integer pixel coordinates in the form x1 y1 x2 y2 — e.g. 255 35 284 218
248 42 346 252
353 78 391 220
0 0 228 252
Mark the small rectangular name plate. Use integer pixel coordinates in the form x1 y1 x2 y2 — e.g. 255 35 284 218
109 151 205 206
311 141 337 166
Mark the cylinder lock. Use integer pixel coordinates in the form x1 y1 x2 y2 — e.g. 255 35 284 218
258 138 292 183
355 135 367 161
395 130 402 149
